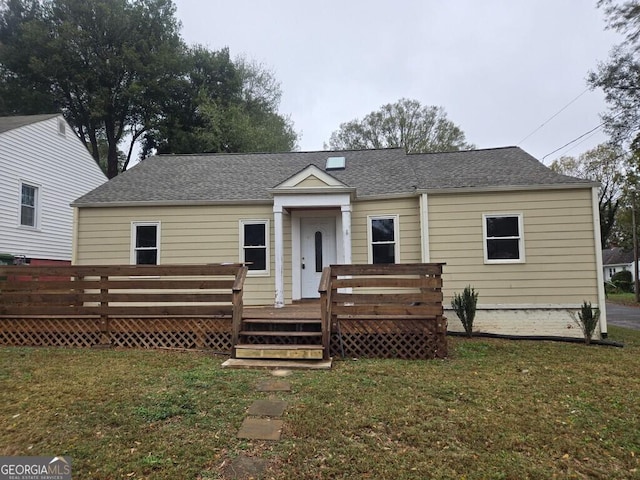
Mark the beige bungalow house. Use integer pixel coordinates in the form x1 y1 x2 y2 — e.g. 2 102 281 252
72 147 606 339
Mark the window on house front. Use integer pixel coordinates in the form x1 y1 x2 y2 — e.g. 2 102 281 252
20 183 38 227
240 220 268 274
369 216 398 264
483 214 524 263
132 222 160 265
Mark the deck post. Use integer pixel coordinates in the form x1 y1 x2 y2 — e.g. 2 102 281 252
231 266 248 357
319 267 331 360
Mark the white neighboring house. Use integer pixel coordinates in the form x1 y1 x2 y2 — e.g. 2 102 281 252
602 247 636 282
0 114 107 264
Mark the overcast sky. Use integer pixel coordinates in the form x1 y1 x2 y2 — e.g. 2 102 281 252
172 0 622 164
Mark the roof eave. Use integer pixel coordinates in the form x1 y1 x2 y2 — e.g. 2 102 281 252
416 182 599 195
71 199 274 208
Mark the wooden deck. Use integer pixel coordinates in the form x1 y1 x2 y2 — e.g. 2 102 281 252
243 301 321 320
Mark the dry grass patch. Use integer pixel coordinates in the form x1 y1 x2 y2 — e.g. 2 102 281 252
1 327 639 479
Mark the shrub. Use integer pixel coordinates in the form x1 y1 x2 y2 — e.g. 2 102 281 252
610 269 633 293
576 301 600 345
451 285 478 337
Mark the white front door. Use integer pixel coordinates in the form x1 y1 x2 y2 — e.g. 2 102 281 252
300 217 337 298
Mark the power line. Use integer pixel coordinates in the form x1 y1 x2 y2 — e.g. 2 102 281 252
542 111 625 161
517 88 590 145
546 128 603 161
542 122 606 160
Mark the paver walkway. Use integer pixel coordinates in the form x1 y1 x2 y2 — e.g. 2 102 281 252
236 373 292 442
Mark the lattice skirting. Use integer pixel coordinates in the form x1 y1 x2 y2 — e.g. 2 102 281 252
0 317 233 351
331 318 448 359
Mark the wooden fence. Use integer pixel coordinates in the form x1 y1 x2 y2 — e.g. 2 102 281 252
319 263 447 359
0 264 247 350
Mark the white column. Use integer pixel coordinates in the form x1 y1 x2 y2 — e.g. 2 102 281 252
341 205 352 264
274 205 285 308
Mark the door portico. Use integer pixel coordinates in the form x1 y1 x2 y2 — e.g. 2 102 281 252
270 165 354 307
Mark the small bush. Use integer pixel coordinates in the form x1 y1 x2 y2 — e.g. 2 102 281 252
610 270 633 293
451 285 478 337
577 301 600 344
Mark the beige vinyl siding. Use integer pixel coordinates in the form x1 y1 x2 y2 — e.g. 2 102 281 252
352 197 421 264
75 204 289 305
428 188 598 305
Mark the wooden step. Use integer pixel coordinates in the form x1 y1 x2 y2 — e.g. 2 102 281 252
235 344 324 360
239 330 322 337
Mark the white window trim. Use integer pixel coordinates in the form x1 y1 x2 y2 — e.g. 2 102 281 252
367 215 400 264
18 181 41 230
240 219 270 276
482 213 525 264
130 221 161 265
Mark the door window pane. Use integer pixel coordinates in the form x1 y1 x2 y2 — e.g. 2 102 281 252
315 231 323 272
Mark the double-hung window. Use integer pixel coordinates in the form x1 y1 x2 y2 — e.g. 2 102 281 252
483 214 524 263
369 215 398 264
20 183 38 228
132 222 160 265
240 220 269 274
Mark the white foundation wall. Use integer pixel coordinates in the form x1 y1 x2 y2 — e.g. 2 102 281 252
444 307 599 339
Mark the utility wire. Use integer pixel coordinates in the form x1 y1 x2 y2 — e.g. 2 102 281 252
546 129 602 161
517 88 590 145
542 122 606 160
542 111 624 160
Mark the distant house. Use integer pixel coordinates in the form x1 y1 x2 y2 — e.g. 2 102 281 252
0 114 107 264
602 247 635 282
72 147 607 339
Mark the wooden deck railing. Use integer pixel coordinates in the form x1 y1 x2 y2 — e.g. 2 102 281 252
319 263 447 359
0 264 247 349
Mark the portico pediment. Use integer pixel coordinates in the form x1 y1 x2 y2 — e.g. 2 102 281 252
269 165 354 194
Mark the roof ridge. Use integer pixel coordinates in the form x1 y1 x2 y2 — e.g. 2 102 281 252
155 147 407 157
407 146 521 156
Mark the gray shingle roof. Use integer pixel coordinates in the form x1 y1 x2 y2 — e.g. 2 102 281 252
0 114 60 134
602 247 634 266
409 147 590 190
73 146 594 206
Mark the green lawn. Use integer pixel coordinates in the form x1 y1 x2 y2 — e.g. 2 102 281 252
607 292 640 306
1 328 639 479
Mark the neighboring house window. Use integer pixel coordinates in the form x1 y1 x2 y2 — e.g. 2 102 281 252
20 183 38 228
483 214 524 263
368 215 398 264
240 220 269 274
609 268 616 277
131 222 160 265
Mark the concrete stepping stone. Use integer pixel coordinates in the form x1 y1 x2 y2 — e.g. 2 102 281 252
221 455 268 480
237 417 284 441
247 399 287 417
255 378 291 392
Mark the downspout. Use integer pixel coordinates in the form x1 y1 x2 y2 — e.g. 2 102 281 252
419 193 430 262
592 186 607 338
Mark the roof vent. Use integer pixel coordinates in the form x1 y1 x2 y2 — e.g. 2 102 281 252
326 156 345 171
